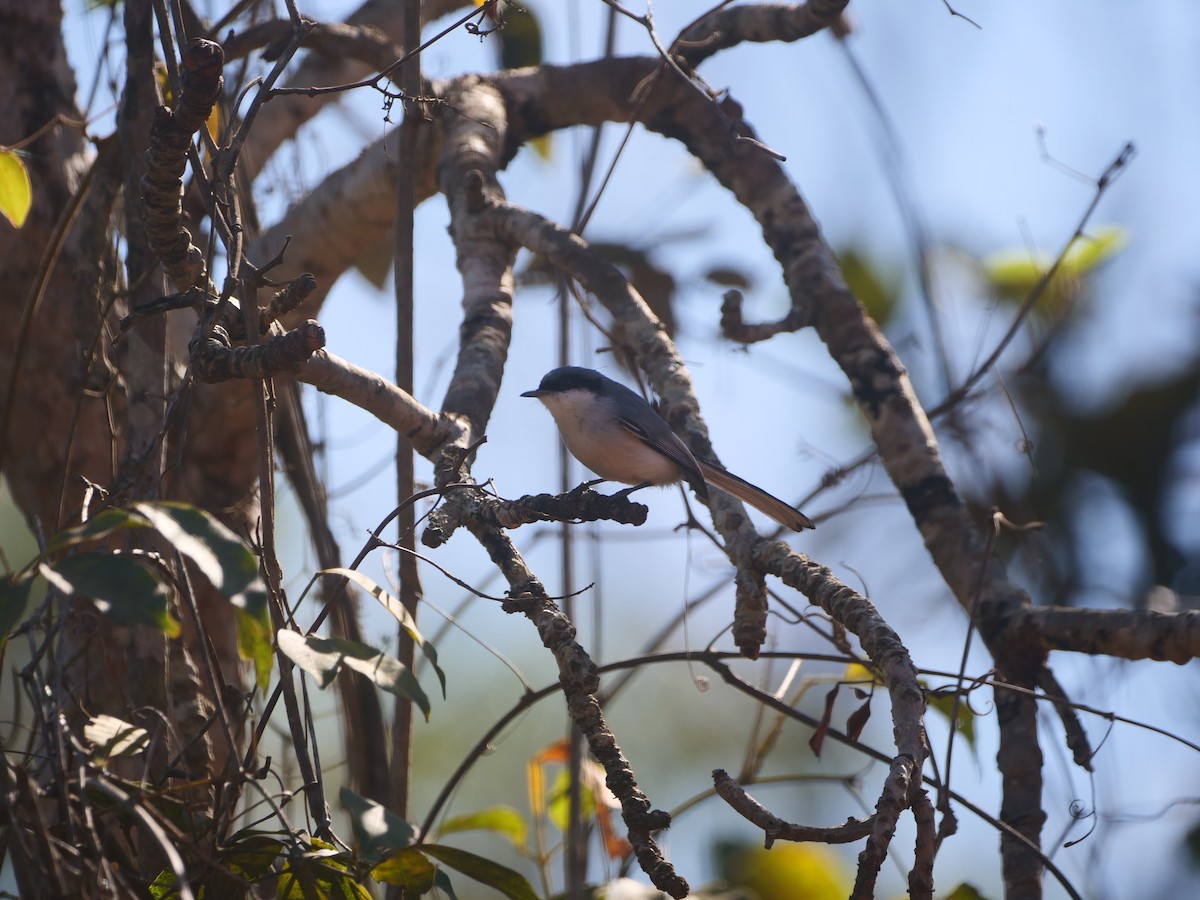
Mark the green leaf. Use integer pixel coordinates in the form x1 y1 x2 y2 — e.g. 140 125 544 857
84 714 150 759
147 868 179 899
436 806 527 850
419 844 538 900
0 149 32 229
548 769 596 834
925 683 977 755
837 246 900 327
320 568 446 697
44 507 148 554
236 606 274 693
370 847 437 890
42 553 180 637
340 786 415 866
277 858 373 899
0 572 34 641
277 631 431 718
135 504 270 685
134 502 263 606
218 834 285 886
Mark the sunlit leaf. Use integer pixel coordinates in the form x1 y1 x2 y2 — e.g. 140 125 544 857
982 227 1126 318
134 502 262 602
42 553 180 636
341 786 415 866
371 847 436 890
320 568 446 697
85 714 150 759
147 869 178 899
277 631 431 718
436 806 527 850
277 629 340 687
0 149 32 229
420 844 538 900
45 507 148 554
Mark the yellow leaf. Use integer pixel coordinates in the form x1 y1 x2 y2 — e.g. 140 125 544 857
728 843 851 900
0 150 33 229
843 662 879 685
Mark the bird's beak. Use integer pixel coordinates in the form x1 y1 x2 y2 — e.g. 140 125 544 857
520 389 545 398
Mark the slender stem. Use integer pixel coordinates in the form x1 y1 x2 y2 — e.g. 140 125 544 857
388 0 424 820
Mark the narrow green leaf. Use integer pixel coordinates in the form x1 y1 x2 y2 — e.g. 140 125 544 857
0 149 32 229
45 507 147 554
134 502 262 604
420 844 538 900
42 553 180 637
370 847 436 890
437 806 527 850
320 568 446 697
0 573 34 640
277 631 431 718
340 786 415 866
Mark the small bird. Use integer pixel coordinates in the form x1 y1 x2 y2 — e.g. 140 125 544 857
521 366 814 532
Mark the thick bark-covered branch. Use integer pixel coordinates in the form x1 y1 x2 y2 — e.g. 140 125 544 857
1017 607 1200 664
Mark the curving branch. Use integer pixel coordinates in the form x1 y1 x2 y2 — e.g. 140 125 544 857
713 769 876 845
676 0 851 69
